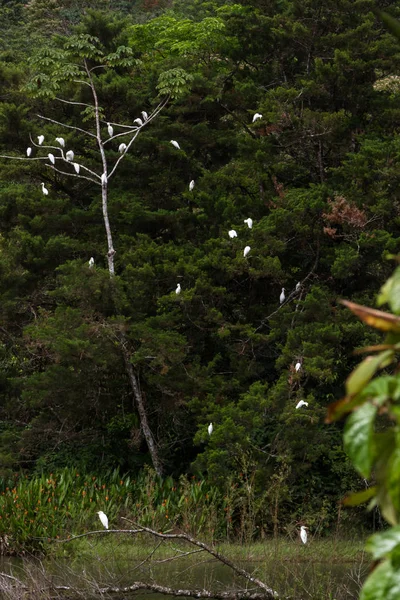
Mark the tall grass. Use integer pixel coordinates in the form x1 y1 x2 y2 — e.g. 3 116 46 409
0 467 228 553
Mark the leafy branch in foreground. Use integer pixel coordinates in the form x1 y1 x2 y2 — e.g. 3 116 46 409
328 263 400 599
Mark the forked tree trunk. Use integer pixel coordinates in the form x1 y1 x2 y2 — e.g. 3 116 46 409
88 63 163 476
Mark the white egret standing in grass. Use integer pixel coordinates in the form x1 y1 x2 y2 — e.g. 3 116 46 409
244 218 253 229
66 150 74 162
280 288 285 304
97 511 109 530
89 257 95 268
170 140 180 150
189 180 195 191
118 143 127 153
41 182 48 196
300 526 308 544
26 147 32 157
142 111 148 121
296 400 308 409
134 118 143 126
73 163 80 174
107 122 113 137
55 137 65 147
175 283 181 295
37 135 44 145
295 361 301 372
228 230 237 238
208 423 213 436
252 113 263 122
48 153 55 165
243 246 251 257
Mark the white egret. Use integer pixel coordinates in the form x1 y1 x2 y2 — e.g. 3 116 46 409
118 143 127 153
73 163 80 174
41 182 49 196
55 137 65 147
279 288 285 304
296 400 308 409
48 153 55 165
141 111 148 121
97 510 109 530
107 122 113 137
243 246 251 257
65 150 74 162
37 135 44 145
170 140 180 150
244 218 253 229
26 147 32 157
295 361 301 372
189 180 195 191
134 118 143 126
296 281 301 291
252 113 263 122
208 423 213 436
101 173 107 185
228 230 237 238
89 257 95 268
300 526 308 544
175 283 181 295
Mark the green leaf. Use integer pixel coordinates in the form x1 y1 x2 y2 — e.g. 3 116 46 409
343 486 377 507
344 402 377 478
360 560 393 600
377 267 400 315
366 527 400 560
346 350 394 397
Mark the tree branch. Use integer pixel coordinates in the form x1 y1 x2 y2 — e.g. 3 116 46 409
37 114 97 139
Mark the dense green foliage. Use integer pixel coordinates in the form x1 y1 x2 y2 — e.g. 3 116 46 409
1 0 400 544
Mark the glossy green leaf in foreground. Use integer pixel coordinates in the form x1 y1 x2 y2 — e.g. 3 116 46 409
360 560 394 600
345 351 394 397
378 267 400 315
343 486 377 507
366 527 400 560
343 402 377 478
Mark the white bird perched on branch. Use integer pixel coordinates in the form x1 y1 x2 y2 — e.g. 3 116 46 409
37 135 44 145
189 180 195 191
65 150 74 162
296 400 308 409
89 257 95 268
141 111 148 121
118 143 127 153
48 153 55 165
296 281 301 291
97 510 109 530
280 288 285 304
55 137 65 147
300 526 308 544
26 147 32 157
228 230 237 238
170 140 180 150
134 118 143 126
244 218 253 229
243 246 251 257
252 113 263 122
295 361 301 372
208 423 213 436
41 182 48 196
73 163 80 174
107 122 113 137
101 173 107 185
175 283 181 295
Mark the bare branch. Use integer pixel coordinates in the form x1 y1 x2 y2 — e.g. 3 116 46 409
44 164 100 185
55 97 93 108
121 521 278 598
37 114 97 139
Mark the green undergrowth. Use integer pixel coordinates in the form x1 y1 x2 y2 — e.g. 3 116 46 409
0 466 367 555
